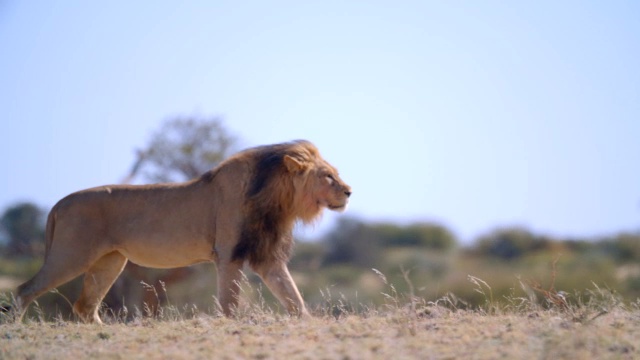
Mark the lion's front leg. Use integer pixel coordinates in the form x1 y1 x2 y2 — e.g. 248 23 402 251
252 261 309 317
215 259 244 317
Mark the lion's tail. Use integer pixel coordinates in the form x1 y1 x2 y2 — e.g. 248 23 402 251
43 206 57 262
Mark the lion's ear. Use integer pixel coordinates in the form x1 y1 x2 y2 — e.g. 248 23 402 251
283 155 308 173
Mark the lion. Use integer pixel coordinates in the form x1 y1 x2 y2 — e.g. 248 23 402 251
14 140 351 323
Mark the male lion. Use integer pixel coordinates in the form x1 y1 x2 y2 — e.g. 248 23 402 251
14 140 351 323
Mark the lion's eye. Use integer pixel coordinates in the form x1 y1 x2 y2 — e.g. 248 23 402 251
325 175 334 185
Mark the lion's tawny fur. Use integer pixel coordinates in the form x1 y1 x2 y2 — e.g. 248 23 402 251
14 140 351 322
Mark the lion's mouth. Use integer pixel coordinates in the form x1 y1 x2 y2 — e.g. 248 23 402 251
328 203 347 212
319 198 349 212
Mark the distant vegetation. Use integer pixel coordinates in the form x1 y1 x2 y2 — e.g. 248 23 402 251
2 202 639 320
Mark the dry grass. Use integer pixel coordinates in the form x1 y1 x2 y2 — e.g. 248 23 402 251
2 274 639 360
1 307 638 359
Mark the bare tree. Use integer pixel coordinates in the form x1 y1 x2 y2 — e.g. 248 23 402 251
123 117 237 184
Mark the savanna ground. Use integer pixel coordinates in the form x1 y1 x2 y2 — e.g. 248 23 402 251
1 278 639 360
2 233 640 360
2 210 640 359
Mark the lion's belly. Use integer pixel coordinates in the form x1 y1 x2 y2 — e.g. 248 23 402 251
118 239 215 269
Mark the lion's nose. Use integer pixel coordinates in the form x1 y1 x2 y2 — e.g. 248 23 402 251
345 190 352 198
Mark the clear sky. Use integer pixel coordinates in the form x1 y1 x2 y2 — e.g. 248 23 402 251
1 1 639 243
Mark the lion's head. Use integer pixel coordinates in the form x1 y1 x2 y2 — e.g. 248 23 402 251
282 142 352 221
233 140 352 266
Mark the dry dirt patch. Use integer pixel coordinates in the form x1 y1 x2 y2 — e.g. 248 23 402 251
1 309 638 359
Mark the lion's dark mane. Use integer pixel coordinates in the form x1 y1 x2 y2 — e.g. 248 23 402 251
231 141 315 266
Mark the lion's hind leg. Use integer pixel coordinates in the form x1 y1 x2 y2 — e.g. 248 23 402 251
15 251 96 322
73 251 127 324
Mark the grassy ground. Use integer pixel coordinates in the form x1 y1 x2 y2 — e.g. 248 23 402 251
2 297 639 360
1 309 638 359
1 266 639 359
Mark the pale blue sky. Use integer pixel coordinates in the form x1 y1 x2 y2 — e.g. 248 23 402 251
1 1 639 242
